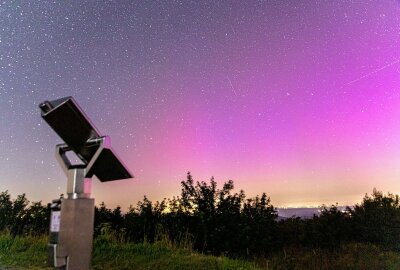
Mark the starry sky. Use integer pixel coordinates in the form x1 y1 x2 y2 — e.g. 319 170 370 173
1 1 400 209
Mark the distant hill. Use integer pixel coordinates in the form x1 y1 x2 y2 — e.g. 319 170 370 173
277 206 350 220
277 207 320 220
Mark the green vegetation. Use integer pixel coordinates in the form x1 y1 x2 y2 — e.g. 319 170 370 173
92 235 260 270
259 243 400 270
0 233 50 270
3 173 400 269
0 232 260 270
2 233 400 270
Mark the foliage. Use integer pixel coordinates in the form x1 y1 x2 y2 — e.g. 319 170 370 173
92 227 261 270
0 233 50 269
2 233 400 270
0 191 49 237
257 243 400 270
2 174 400 261
92 173 277 257
349 189 400 250
0 232 261 270
110 172 278 257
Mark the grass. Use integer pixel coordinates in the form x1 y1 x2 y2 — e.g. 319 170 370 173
2 232 400 270
258 243 400 270
0 232 260 270
0 233 50 270
91 232 261 270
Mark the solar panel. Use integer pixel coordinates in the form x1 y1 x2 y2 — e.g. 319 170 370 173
39 97 133 182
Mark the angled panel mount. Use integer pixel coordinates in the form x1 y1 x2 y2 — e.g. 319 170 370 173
39 96 133 182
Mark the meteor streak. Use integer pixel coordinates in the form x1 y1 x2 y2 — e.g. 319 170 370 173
346 58 400 85
227 75 237 96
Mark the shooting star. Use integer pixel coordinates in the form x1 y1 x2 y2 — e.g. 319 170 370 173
230 25 236 35
227 75 238 96
345 58 400 85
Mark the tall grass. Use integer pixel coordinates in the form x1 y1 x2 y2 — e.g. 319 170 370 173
0 232 50 270
257 243 400 270
0 229 260 270
2 230 400 270
92 224 261 270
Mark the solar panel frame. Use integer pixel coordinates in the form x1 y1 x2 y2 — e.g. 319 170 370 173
39 97 133 182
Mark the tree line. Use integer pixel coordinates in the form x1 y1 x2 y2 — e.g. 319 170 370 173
1 172 400 258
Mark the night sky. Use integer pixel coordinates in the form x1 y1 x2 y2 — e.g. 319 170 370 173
1 1 400 208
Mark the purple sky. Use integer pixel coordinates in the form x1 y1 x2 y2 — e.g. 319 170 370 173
1 1 400 208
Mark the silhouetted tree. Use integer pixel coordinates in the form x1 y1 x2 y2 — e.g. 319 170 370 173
214 180 245 256
24 201 50 235
0 191 12 231
10 193 29 236
241 193 277 256
5 182 400 259
306 204 351 249
350 189 400 250
94 202 113 236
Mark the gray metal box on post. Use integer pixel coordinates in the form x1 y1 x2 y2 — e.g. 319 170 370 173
39 97 133 270
58 198 94 270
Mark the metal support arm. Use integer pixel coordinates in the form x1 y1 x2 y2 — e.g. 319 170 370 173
54 136 110 199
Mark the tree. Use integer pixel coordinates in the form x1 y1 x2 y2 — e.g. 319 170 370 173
242 193 277 256
307 204 351 249
350 189 400 250
10 193 29 236
24 201 49 235
94 202 113 236
0 191 12 231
